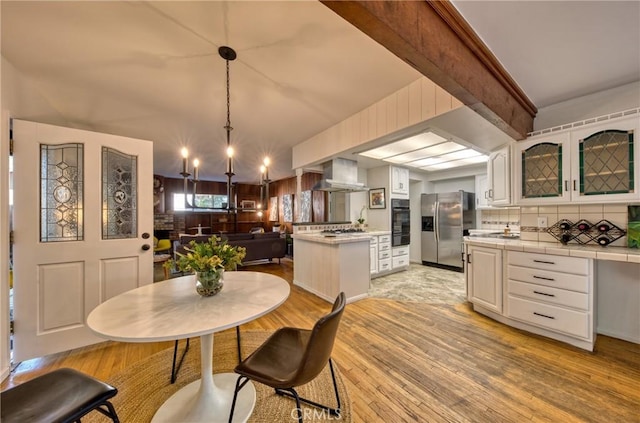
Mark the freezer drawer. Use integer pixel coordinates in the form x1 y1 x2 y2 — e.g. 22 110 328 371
421 231 437 263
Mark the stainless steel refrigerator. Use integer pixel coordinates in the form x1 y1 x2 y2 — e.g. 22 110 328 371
421 191 475 269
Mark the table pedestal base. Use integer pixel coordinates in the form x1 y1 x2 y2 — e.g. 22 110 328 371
152 373 255 422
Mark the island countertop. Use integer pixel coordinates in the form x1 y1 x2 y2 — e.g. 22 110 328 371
293 230 390 245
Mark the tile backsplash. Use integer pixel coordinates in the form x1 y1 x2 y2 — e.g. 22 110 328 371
480 208 521 232
481 204 632 247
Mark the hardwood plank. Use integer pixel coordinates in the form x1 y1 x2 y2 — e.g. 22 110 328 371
2 260 639 423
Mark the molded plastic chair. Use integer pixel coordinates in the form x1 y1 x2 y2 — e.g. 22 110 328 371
154 238 171 253
229 292 346 423
0 368 120 423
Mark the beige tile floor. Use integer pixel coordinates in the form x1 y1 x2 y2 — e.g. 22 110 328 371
369 263 466 304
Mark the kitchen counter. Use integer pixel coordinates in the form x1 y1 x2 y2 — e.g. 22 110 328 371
464 236 640 263
293 232 383 303
465 236 640 346
292 230 389 245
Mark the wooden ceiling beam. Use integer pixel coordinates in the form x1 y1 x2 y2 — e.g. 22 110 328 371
321 0 536 140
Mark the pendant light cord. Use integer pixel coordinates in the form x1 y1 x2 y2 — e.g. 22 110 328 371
225 58 232 145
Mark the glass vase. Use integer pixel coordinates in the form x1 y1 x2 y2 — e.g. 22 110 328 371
195 269 224 297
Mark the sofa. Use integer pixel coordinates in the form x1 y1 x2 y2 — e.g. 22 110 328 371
174 232 286 264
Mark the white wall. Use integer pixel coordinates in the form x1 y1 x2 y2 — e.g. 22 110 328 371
409 178 423 263
366 165 391 231
431 177 475 194
347 168 369 225
534 81 640 131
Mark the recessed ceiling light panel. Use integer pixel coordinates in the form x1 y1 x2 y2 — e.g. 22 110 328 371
359 130 487 172
384 141 465 164
359 131 447 160
420 154 488 171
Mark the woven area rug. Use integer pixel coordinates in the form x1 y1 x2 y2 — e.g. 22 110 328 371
85 330 351 422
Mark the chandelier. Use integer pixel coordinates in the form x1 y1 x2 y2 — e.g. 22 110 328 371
180 46 238 211
179 46 273 215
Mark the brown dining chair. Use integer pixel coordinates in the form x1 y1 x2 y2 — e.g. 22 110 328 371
1 368 120 423
228 292 346 423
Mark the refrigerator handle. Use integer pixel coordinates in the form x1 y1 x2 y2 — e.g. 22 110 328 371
434 201 439 242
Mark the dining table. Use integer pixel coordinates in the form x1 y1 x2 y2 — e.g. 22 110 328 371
87 271 290 423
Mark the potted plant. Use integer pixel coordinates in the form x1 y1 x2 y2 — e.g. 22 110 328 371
167 236 246 296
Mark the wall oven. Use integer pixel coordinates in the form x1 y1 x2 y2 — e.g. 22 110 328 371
391 199 410 246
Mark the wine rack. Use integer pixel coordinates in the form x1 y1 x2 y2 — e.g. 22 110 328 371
547 219 626 246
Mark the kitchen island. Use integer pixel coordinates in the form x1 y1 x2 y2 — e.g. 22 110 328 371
293 231 386 303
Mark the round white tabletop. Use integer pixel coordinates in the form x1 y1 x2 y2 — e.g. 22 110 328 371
87 271 290 423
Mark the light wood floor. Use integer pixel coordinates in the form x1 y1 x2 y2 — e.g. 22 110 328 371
3 259 639 422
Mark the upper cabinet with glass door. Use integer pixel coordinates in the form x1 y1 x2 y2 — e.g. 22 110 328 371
515 132 571 204
570 117 637 202
515 114 639 204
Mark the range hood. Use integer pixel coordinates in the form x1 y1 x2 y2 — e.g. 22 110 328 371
312 158 369 192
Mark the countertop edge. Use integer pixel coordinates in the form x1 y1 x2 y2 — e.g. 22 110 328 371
293 233 376 245
464 237 640 263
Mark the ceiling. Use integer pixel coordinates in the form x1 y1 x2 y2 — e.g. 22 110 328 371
2 1 639 183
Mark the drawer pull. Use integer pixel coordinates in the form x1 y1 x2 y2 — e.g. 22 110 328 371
533 259 555 265
533 275 555 281
533 312 555 320
533 290 555 297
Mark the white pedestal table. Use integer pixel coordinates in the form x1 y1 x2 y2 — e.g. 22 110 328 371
87 271 290 422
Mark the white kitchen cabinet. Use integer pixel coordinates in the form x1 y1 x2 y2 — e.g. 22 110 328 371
569 118 639 203
391 166 409 195
515 132 570 204
475 174 489 209
487 145 511 206
467 245 503 314
516 115 639 205
370 238 378 274
391 246 409 269
506 251 594 349
371 234 392 277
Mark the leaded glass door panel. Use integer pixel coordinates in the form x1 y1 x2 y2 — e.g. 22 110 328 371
522 143 563 198
12 119 153 362
516 133 572 205
571 116 639 203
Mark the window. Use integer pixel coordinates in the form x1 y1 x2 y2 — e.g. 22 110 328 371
173 193 228 211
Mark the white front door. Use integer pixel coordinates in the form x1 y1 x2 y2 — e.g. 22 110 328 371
12 120 154 362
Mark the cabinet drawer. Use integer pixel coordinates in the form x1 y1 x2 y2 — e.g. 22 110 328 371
378 242 391 252
508 280 589 310
392 247 409 257
370 237 378 246
507 251 589 275
507 265 589 293
378 250 391 260
379 235 391 244
392 255 409 268
378 259 391 272
507 295 590 339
